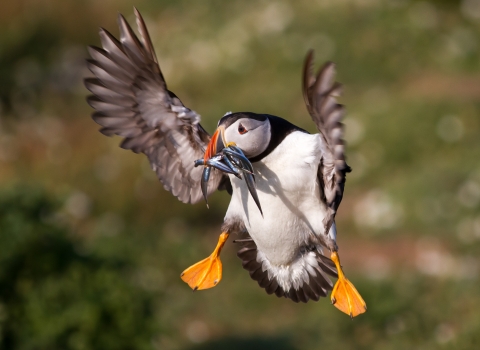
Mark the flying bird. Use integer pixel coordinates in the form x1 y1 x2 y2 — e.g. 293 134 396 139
85 8 366 318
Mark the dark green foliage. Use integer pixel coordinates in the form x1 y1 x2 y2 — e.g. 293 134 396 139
0 187 156 350
0 22 61 115
186 336 298 350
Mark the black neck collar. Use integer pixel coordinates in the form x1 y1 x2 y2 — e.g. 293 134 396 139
249 115 307 163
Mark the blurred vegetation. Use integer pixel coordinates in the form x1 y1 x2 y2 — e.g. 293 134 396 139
1 0 480 349
0 187 156 349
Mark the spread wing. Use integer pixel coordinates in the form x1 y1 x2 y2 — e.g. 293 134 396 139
302 50 351 230
85 8 229 204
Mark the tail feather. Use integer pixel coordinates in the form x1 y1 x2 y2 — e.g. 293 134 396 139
236 238 337 303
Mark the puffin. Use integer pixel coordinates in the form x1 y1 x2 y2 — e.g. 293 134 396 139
85 8 366 318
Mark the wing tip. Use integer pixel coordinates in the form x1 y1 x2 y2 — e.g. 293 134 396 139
305 48 314 62
117 13 131 39
133 6 141 18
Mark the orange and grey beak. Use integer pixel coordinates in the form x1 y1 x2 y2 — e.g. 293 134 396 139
198 126 227 208
196 126 263 215
204 126 226 162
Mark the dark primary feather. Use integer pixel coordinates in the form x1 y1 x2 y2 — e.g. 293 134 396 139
85 8 227 204
302 50 351 231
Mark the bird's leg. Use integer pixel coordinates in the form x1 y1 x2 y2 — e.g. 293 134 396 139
330 250 367 318
180 232 229 291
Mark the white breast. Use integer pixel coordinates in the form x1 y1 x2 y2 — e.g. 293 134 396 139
225 131 328 266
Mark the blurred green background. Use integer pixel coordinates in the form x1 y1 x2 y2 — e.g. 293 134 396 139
1 0 480 349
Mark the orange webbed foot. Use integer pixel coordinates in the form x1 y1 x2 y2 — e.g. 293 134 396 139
181 254 223 290
180 232 229 291
330 251 367 318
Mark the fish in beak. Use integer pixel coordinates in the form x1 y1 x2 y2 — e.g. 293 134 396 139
196 126 241 177
194 126 263 215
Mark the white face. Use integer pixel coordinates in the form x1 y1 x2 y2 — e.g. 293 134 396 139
223 118 271 158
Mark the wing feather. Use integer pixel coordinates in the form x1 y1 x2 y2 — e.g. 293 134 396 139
85 79 134 104
302 50 351 231
85 9 227 203
87 46 134 81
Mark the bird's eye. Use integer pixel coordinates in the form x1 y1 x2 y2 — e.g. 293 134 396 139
238 124 248 135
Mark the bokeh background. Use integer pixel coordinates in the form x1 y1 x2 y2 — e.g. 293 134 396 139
1 0 480 349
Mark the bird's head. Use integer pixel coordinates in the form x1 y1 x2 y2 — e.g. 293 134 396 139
204 112 272 161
